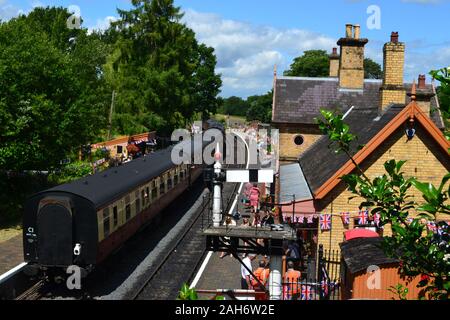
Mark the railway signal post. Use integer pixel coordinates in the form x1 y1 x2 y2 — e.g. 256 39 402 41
204 151 295 300
212 143 225 227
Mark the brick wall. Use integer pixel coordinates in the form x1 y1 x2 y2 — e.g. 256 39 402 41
380 42 406 111
317 125 450 254
339 46 365 89
383 43 405 86
329 58 339 77
278 125 323 160
380 89 406 110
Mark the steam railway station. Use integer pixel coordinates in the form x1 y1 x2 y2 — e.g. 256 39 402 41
0 20 449 302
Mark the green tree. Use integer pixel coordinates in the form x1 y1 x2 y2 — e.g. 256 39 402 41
107 0 221 135
284 50 383 79
316 109 449 300
246 91 273 123
364 58 383 79
431 67 450 126
0 9 110 171
284 50 329 77
219 96 249 117
190 44 222 121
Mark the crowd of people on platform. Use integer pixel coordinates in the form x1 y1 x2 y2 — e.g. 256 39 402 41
215 180 315 300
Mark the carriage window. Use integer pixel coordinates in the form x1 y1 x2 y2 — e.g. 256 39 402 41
113 206 118 227
167 176 173 190
146 187 150 203
152 187 157 200
180 170 184 180
126 204 131 221
174 174 178 186
141 190 146 207
135 191 141 215
117 145 123 154
160 181 165 195
103 208 111 238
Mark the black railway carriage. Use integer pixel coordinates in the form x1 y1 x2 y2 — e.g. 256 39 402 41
23 139 208 279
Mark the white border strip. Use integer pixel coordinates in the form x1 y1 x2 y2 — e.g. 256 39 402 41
0 262 27 283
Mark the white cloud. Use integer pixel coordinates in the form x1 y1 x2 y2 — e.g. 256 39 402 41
405 46 450 82
182 9 336 97
0 0 20 21
88 16 117 34
401 0 443 4
183 8 450 97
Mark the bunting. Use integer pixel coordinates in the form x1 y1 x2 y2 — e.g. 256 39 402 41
340 212 350 226
301 285 315 301
358 210 369 225
320 214 331 231
374 213 381 227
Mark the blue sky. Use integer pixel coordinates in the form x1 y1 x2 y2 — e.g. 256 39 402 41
1 0 450 97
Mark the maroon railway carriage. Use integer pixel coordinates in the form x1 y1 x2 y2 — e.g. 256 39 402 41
22 141 205 280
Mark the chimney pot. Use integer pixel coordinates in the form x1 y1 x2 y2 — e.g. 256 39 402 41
354 24 361 39
345 24 353 38
332 47 338 55
390 32 399 43
418 75 426 89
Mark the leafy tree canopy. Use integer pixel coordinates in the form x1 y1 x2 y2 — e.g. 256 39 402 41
106 0 221 135
284 50 383 79
431 68 450 125
0 8 110 171
284 50 330 77
246 91 273 124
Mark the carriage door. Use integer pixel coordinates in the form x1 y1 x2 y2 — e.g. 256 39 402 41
37 197 73 266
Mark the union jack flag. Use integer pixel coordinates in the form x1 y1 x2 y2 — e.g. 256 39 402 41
301 285 314 301
437 222 449 236
321 280 329 296
320 266 330 297
374 213 381 227
358 210 369 225
340 212 350 226
320 214 331 231
427 221 438 233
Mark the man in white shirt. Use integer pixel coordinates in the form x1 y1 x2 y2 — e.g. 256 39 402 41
241 254 256 290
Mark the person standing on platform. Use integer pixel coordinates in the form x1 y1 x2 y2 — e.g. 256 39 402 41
249 184 260 212
241 254 256 290
284 261 301 300
252 260 270 291
261 210 275 226
219 217 237 259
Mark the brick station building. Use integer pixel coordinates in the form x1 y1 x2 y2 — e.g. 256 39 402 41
272 24 449 264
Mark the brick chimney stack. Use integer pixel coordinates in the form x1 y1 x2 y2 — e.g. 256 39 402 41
408 75 435 117
380 32 406 111
337 24 368 90
329 47 340 77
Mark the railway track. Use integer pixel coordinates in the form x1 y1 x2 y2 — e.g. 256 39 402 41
10 131 249 301
133 134 248 300
15 280 46 300
132 179 241 300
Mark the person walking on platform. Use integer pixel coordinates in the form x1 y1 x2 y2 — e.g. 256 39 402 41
283 261 301 300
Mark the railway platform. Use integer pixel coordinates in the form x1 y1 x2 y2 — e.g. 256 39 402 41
0 235 23 275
